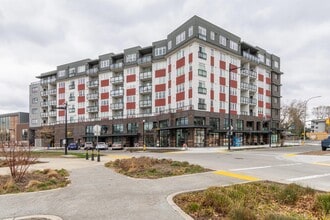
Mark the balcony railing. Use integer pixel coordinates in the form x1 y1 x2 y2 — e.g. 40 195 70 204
198 51 207 60
68 108 75 113
41 101 48 107
139 85 152 94
86 67 98 76
243 51 259 63
69 84 75 90
137 55 152 66
240 96 249 104
110 62 123 71
40 112 48 118
110 102 124 110
249 98 257 105
49 100 57 106
249 84 257 92
111 89 124 97
41 77 56 85
198 103 207 110
139 71 152 80
240 82 249 90
49 111 56 117
249 70 257 78
198 87 207 94
241 69 249 77
110 75 124 84
87 93 99 100
88 80 99 88
139 100 152 108
240 111 248 116
87 106 99 113
69 96 75 101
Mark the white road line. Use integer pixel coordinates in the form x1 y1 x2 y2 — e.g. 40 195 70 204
230 163 301 171
287 173 330 181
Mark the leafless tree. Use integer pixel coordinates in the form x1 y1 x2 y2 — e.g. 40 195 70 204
312 106 330 119
280 100 305 136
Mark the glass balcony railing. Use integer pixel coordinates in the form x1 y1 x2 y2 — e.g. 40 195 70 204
139 71 152 80
110 103 124 110
87 93 99 100
137 56 152 65
139 100 152 107
110 75 124 84
111 89 124 97
88 80 99 88
139 85 152 94
110 62 123 70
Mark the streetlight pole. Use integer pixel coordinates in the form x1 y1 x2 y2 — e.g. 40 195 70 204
228 65 241 150
303 96 321 145
142 119 145 151
52 102 68 155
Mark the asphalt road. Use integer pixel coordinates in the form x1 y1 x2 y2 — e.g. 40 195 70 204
0 145 329 220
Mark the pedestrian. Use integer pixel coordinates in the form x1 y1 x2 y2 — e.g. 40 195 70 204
182 143 187 150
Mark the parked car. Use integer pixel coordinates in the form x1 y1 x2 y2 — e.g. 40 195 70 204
95 142 108 150
112 142 123 150
321 136 330 151
68 143 79 150
84 142 94 150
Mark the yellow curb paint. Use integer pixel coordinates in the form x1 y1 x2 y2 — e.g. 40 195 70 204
284 153 296 157
106 155 132 160
214 170 260 181
313 162 330 166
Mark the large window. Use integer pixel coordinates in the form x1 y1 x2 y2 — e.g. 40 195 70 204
229 40 238 51
219 35 226 46
100 60 110 68
176 117 188 126
112 124 124 134
127 123 138 134
210 118 220 130
155 47 166 56
77 65 86 73
188 26 193 37
176 31 186 45
194 117 205 125
198 26 206 40
126 54 137 63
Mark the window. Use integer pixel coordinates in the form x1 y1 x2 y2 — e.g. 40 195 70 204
127 123 138 134
266 58 271 66
274 61 279 68
220 52 226 61
77 65 85 73
188 26 193 37
230 103 237 111
230 72 237 81
220 85 226 93
168 40 172 50
100 60 110 68
127 109 135 117
194 117 205 125
230 40 238 51
230 88 237 96
198 98 206 110
176 117 188 126
126 54 136 63
210 31 215 40
176 66 185 77
176 83 185 93
58 70 66 77
210 118 220 130
112 124 124 134
32 97 38 104
176 49 184 59
31 119 38 125
127 95 135 102
78 78 85 85
156 91 165 99
198 26 206 40
78 90 85 97
258 54 264 63
219 35 226 46
198 46 207 60
31 86 38 93
220 101 226 109
155 47 166 56
176 31 186 45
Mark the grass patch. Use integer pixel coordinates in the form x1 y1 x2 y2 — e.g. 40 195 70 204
0 168 70 194
31 151 87 158
105 156 211 179
174 181 330 220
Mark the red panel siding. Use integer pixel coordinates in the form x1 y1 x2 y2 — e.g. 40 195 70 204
229 64 238 73
258 88 264 94
210 90 214 99
176 75 185 85
230 110 237 115
189 88 192 98
78 108 85 115
59 110 65 117
101 92 109 99
168 80 171 88
258 101 264 107
219 93 226 101
220 61 226 70
189 71 193 81
58 99 65 105
58 88 65 94
230 95 237 103
155 69 166 78
266 77 271 84
168 64 171 73
210 73 214 83
210 107 214 112
176 57 185 69
220 77 226 85
258 74 264 82
220 109 226 114
176 92 185 101
189 53 193 63
230 80 237 88
78 96 85 103
126 88 136 96
155 99 166 106
155 84 166 92
101 105 109 112
266 103 271 109
126 102 136 109
101 79 109 87
126 74 136 83
210 56 214 66
168 96 171 104
78 84 85 90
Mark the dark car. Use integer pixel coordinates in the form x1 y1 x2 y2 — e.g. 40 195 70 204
68 143 79 150
321 136 330 151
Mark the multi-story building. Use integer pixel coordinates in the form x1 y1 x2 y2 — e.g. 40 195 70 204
0 112 29 145
29 16 282 148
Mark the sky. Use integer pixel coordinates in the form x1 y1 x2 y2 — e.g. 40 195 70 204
0 0 329 118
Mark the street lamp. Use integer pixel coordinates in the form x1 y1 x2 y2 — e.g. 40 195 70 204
228 65 242 150
142 119 145 150
52 102 68 155
303 96 321 145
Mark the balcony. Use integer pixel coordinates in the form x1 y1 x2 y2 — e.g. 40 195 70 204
41 101 48 107
240 111 248 116
139 100 152 108
69 84 75 90
241 69 250 77
242 51 259 63
110 75 124 84
49 100 57 106
249 98 257 105
137 55 152 67
87 67 98 76
87 106 99 113
110 62 123 71
198 51 207 60
249 84 257 92
69 96 75 101
49 89 56 96
68 108 75 113
198 87 207 94
110 102 124 110
40 112 49 118
240 96 249 104
139 85 152 94
40 77 56 85
88 80 99 88
198 103 207 110
240 82 249 90
87 93 99 100
249 70 257 78
139 71 152 80
111 89 124 97
49 111 56 117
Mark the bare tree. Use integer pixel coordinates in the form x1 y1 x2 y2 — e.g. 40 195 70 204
0 143 38 182
312 106 330 119
281 100 305 136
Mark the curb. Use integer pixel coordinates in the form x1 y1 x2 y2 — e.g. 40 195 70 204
3 215 63 220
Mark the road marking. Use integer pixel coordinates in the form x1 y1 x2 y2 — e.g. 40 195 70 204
106 155 132 160
287 173 330 181
230 163 301 171
213 170 260 181
284 153 297 157
313 162 330 166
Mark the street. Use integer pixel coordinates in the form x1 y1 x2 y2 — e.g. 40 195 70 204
0 145 329 220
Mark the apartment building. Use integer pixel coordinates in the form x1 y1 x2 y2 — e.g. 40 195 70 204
29 16 282 148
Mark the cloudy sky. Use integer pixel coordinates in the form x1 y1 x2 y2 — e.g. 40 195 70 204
0 0 329 118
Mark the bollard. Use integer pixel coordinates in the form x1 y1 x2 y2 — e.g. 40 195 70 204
91 149 94 161
143 144 146 151
86 150 89 160
97 149 100 162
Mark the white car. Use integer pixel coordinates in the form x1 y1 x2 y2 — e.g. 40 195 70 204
111 142 123 150
95 142 108 150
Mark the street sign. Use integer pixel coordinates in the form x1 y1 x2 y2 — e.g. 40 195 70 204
93 125 101 136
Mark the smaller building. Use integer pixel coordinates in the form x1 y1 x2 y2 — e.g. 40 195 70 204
0 112 29 145
311 119 326 133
